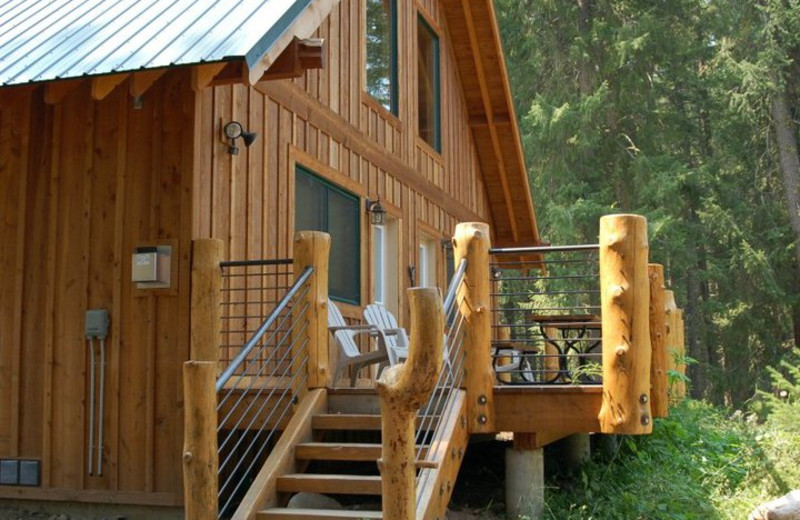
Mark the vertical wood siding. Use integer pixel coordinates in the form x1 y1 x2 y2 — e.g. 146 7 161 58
0 72 193 503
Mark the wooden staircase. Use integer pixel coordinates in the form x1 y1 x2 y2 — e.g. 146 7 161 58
232 387 468 520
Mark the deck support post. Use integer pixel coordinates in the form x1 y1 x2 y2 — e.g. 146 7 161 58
182 361 218 520
453 222 495 433
190 239 224 363
559 433 591 470
649 264 668 417
377 288 444 520
293 231 331 389
598 214 652 434
506 434 544 520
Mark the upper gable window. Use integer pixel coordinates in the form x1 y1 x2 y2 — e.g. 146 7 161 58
417 15 441 152
366 0 398 114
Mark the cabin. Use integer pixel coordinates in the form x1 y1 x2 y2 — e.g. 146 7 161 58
0 0 686 519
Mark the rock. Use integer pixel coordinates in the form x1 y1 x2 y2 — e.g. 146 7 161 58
749 490 800 520
286 492 343 510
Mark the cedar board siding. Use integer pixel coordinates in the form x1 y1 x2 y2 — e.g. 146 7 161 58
0 0 496 507
0 72 194 504
195 0 492 323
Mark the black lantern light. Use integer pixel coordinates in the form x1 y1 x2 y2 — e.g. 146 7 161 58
365 198 387 225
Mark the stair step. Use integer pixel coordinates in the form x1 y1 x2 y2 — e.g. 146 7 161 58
312 414 382 431
258 508 382 520
295 442 382 461
295 442 429 462
276 474 382 495
312 413 440 431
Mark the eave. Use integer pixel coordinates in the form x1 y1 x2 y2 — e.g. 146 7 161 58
440 0 541 248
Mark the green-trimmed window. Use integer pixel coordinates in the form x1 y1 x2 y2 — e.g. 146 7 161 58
295 167 360 304
366 0 397 113
417 15 440 151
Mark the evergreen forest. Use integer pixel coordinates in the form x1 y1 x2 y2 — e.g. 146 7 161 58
495 0 800 407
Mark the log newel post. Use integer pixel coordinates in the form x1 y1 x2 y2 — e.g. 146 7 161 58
598 214 653 434
190 239 225 363
293 231 331 389
182 361 218 520
377 288 444 520
648 264 668 418
676 309 686 399
453 222 495 433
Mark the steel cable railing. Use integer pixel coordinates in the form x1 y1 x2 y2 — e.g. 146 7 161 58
415 258 468 505
215 264 313 519
490 245 602 385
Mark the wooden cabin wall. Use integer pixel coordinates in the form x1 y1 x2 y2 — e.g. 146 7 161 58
194 0 493 322
0 70 193 506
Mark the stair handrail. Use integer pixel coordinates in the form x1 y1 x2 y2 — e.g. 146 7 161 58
216 265 314 392
414 259 468 507
215 264 315 518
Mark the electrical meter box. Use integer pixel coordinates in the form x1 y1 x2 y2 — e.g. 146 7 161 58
132 245 171 288
85 309 110 339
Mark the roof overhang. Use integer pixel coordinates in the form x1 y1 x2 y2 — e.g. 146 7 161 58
0 0 339 90
440 0 540 248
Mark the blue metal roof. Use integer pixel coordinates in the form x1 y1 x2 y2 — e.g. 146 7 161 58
0 0 313 86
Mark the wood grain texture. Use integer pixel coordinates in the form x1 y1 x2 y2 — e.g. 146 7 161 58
182 361 218 520
648 264 668 418
453 222 495 433
377 288 444 520
598 215 652 434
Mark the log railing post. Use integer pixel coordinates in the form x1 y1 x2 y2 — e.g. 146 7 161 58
664 290 679 402
293 231 331 389
183 361 218 520
453 222 495 433
598 214 652 434
648 264 668 418
190 239 225 363
377 288 444 520
676 309 686 399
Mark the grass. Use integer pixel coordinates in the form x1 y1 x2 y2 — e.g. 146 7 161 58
540 357 800 520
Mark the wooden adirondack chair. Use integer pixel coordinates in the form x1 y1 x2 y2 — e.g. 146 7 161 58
328 300 390 387
363 303 410 365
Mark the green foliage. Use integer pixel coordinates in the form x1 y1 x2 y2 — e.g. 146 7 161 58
539 358 800 520
495 0 800 405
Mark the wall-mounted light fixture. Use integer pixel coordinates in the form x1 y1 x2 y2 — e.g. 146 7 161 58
365 198 387 225
223 121 258 155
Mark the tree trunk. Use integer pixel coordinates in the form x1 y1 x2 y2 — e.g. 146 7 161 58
772 90 800 268
577 0 593 95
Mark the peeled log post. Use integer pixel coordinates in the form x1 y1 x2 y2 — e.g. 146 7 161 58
293 231 331 389
377 288 444 520
664 290 679 402
598 215 652 434
676 309 686 399
453 222 495 433
190 239 224 363
183 361 218 520
648 264 668 418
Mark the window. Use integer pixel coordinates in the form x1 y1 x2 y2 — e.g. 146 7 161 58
366 0 397 114
371 216 400 314
419 235 438 289
295 167 360 304
444 240 455 285
417 15 440 151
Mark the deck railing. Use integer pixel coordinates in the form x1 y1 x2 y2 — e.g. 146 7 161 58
489 244 602 385
218 259 294 370
215 263 313 518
